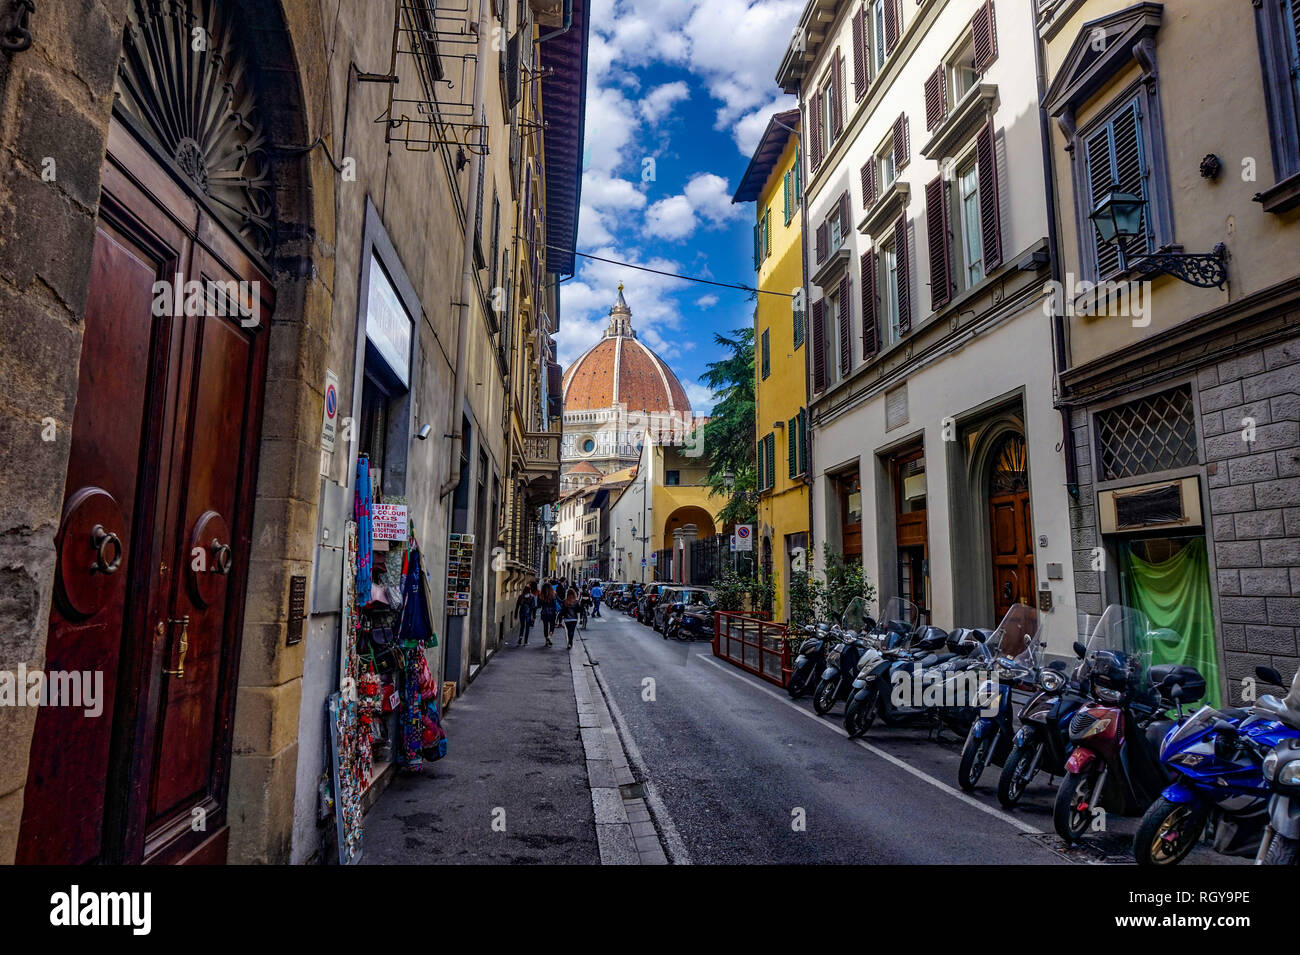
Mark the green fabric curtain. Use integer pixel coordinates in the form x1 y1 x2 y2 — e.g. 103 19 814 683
1120 538 1221 710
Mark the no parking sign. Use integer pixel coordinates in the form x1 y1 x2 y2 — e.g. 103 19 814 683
734 524 753 551
321 370 339 453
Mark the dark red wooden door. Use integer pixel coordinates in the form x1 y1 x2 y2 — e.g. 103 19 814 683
18 119 271 865
990 491 1034 622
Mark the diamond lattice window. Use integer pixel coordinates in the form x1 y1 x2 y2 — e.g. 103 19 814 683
1094 386 1198 481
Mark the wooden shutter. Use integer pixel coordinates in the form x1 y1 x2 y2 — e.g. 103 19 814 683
810 93 823 171
852 6 867 100
861 160 877 209
975 120 1002 272
783 171 791 222
925 174 952 310
924 66 946 131
894 216 912 335
768 435 777 489
761 327 770 378
893 113 910 170
811 298 827 391
837 272 852 379
1111 102 1148 255
838 190 851 236
832 50 845 138
788 419 798 479
972 0 998 71
860 249 878 358
816 221 828 263
764 210 772 258
757 437 765 491
753 221 761 270
884 0 900 53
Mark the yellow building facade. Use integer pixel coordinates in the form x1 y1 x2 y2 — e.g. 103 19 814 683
734 110 809 621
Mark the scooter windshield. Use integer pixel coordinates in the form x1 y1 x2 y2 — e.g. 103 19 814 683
1077 605 1155 693
877 596 920 633
839 595 873 633
988 602 1040 669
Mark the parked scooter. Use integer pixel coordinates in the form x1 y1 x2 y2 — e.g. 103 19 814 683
1134 665 1299 865
1251 666 1300 864
788 622 837 699
812 597 879 715
996 653 1085 808
957 603 1044 792
1052 605 1187 844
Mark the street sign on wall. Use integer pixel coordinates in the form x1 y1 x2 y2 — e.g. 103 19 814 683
734 524 753 551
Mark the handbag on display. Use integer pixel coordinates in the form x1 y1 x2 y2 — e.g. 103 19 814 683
416 652 438 702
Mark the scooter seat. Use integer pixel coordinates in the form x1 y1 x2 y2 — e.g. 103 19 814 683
927 652 958 666
1145 718 1175 753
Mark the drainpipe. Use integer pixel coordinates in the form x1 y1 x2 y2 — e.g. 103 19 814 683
537 0 573 43
1032 3 1079 498
441 0 492 500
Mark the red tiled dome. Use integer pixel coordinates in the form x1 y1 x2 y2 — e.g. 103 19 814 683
561 286 691 415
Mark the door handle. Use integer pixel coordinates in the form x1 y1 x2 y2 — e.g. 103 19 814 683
210 538 233 575
90 523 123 575
164 616 190 678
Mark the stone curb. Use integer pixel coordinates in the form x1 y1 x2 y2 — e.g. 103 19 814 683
569 632 669 865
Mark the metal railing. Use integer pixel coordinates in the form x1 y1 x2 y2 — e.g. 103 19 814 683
713 611 788 688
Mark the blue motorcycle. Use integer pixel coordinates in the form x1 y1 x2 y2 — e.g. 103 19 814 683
1133 665 1300 865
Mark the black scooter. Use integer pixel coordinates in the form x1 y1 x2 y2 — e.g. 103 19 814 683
812 625 878 716
788 623 835 699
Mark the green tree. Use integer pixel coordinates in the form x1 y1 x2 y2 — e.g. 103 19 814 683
699 326 756 525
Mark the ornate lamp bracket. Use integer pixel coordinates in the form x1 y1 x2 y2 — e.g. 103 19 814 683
1 0 34 54
1123 242 1229 290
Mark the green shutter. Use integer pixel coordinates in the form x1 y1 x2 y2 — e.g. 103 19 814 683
783 171 791 223
761 328 770 378
756 438 764 490
763 210 772 260
753 221 761 270
787 418 798 478
767 434 776 490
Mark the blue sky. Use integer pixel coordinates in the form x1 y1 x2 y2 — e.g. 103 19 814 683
554 0 803 414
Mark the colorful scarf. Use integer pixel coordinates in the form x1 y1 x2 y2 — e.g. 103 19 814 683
355 454 373 606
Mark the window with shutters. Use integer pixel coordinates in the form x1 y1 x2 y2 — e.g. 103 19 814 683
882 234 901 346
821 68 842 152
761 328 771 379
793 291 805 349
783 170 793 224
1251 0 1300 207
870 0 890 74
788 417 799 479
1079 95 1154 280
955 154 984 288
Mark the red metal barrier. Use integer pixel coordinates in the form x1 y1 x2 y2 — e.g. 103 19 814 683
713 611 790 687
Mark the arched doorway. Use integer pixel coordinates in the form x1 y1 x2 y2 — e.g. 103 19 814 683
17 0 309 865
987 432 1035 621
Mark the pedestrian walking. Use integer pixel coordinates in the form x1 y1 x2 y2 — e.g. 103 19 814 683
561 587 581 649
514 582 537 646
591 580 603 618
538 582 558 647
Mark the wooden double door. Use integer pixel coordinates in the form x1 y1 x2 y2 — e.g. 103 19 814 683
17 120 272 864
990 490 1035 622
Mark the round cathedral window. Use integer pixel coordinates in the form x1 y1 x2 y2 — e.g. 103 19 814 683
582 438 596 453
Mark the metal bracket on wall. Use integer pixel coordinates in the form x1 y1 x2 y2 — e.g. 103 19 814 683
1 0 34 54
1124 242 1229 290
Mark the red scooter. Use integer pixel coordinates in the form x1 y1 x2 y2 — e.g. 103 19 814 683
1053 605 1179 844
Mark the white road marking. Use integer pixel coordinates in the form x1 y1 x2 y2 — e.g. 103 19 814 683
694 653 1044 836
584 636 694 865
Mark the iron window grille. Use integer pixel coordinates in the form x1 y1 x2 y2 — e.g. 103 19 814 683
1094 385 1198 481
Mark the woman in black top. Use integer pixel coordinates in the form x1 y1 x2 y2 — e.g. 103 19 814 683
561 587 581 649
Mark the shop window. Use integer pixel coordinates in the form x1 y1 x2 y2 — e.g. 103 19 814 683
837 470 863 559
665 470 681 486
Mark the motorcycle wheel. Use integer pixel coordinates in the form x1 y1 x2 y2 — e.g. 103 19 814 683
673 623 691 642
1053 769 1099 844
996 741 1040 808
813 677 839 716
958 730 995 792
1265 834 1300 865
844 691 877 738
787 668 809 699
1134 797 1208 866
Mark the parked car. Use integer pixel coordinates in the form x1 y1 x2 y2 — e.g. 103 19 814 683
655 586 714 632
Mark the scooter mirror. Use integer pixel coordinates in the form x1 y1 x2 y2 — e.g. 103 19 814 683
1072 641 1087 659
1257 665 1285 687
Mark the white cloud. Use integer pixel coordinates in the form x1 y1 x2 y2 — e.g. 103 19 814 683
640 81 691 124
643 172 742 241
696 294 719 309
684 382 718 415
644 194 697 240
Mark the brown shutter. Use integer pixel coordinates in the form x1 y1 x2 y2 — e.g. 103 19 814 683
975 119 1002 272
816 221 828 263
860 160 877 209
837 272 852 378
884 0 900 53
893 113 910 170
811 298 827 391
832 50 845 138
972 0 998 71
861 249 878 358
925 174 952 311
924 66 947 131
894 216 911 335
810 93 823 170
838 190 851 234
852 6 867 100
